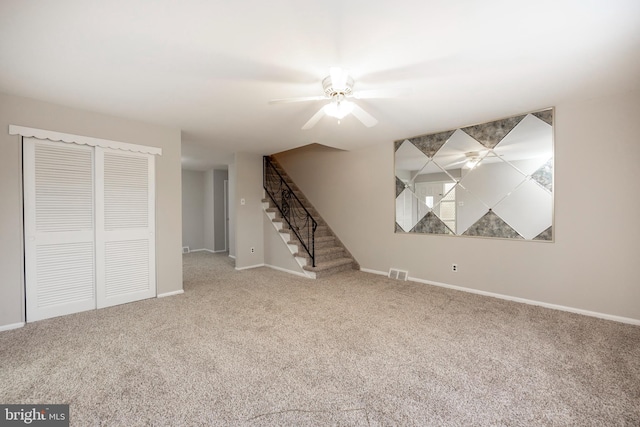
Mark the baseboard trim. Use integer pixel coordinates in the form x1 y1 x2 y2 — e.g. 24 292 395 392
265 263 310 278
0 322 25 332
228 254 236 259
157 290 184 298
360 267 640 325
189 248 215 253
360 268 388 276
235 263 265 271
213 249 228 253
412 276 640 326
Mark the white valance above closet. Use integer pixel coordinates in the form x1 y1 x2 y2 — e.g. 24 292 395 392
9 125 162 156
16 125 161 322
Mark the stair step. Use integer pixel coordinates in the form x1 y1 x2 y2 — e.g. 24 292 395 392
314 236 335 249
265 194 320 218
295 246 345 262
315 246 344 255
280 223 330 236
315 226 331 236
303 257 354 273
303 257 353 271
265 156 359 278
287 238 337 251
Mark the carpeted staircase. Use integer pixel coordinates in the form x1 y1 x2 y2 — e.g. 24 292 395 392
262 157 358 279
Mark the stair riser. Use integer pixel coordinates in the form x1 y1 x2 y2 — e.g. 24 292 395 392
321 250 345 262
289 241 336 252
300 250 345 264
291 242 337 252
303 257 355 274
267 207 320 222
266 156 359 278
273 223 335 252
269 216 327 232
282 209 319 220
271 213 322 224
280 228 331 238
314 239 336 250
314 262 355 278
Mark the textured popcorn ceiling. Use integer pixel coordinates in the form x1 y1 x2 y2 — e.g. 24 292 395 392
0 0 639 164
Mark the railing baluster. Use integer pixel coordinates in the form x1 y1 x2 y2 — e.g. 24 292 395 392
263 156 317 267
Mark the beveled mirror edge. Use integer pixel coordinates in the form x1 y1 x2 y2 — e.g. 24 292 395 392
393 107 555 243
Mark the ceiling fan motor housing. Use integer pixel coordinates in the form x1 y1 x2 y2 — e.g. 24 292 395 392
322 75 354 97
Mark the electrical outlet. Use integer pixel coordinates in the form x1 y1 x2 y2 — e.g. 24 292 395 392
250 247 255 253
451 263 458 272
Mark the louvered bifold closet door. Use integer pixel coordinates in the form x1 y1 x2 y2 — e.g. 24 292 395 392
96 148 156 308
24 138 96 321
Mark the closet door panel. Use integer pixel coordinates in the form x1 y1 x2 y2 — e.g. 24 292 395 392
96 148 156 308
24 138 96 321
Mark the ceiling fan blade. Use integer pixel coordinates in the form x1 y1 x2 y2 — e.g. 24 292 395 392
444 159 468 167
351 88 410 99
269 95 327 105
350 104 378 128
301 107 326 130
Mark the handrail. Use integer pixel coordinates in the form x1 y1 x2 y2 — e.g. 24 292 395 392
263 156 317 267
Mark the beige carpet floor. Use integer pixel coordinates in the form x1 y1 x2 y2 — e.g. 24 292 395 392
1 252 639 426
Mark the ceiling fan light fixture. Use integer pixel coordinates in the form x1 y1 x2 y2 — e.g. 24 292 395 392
323 99 354 119
329 67 349 91
273 66 379 129
465 159 480 169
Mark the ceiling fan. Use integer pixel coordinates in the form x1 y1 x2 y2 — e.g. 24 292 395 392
269 67 381 130
440 151 489 170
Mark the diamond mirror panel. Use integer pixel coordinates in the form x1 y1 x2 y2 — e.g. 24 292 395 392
394 108 554 241
395 187 430 232
459 155 527 209
395 140 429 186
455 185 491 235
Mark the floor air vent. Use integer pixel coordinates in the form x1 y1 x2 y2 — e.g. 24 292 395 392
388 268 408 281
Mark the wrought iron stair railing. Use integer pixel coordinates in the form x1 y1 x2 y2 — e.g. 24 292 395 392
263 156 317 267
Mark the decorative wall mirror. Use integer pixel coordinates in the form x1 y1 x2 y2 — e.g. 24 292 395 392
394 109 553 241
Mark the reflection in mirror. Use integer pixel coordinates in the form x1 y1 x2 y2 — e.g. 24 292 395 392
394 108 554 241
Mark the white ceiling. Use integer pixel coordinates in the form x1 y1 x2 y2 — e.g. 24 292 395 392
1 0 639 169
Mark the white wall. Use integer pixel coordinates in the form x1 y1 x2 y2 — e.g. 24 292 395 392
182 169 206 250
204 169 215 251
233 153 264 269
228 162 236 259
213 169 228 251
182 168 226 252
275 90 640 322
0 92 183 329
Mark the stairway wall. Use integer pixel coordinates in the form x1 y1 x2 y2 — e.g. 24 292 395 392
272 90 640 322
264 157 358 278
